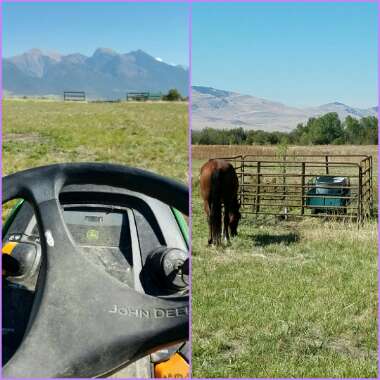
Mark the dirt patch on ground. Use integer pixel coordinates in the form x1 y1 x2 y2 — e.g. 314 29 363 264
4 133 44 144
326 337 376 360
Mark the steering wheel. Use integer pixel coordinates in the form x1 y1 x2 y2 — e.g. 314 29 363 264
2 163 189 378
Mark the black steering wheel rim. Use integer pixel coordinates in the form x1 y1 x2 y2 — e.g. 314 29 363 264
3 162 188 213
2 163 189 378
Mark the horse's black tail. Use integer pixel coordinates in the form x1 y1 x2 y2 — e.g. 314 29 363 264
209 170 222 244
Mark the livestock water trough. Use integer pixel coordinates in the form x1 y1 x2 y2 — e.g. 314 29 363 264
215 154 374 222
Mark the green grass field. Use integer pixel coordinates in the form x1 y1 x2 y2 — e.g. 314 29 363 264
2 99 188 218
3 99 188 180
191 157 378 378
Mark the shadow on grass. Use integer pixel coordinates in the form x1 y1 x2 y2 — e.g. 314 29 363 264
249 232 300 247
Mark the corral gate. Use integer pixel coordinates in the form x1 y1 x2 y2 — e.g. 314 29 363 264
216 154 373 222
63 91 86 101
126 92 162 101
126 92 149 101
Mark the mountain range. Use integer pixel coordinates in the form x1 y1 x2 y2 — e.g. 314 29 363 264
3 48 188 99
192 86 377 132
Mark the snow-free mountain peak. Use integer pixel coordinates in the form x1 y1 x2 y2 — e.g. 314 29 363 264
192 86 376 131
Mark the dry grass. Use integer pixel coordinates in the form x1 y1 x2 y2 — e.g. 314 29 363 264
192 144 377 166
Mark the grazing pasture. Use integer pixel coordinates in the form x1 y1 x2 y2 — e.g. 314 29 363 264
3 99 188 179
191 144 377 378
2 98 188 214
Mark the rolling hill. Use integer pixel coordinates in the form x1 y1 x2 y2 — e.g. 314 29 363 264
192 86 376 131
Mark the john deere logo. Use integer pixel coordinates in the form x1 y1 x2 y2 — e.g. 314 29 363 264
87 229 99 241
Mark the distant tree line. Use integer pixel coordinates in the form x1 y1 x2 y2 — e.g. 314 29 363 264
192 113 378 145
162 88 181 101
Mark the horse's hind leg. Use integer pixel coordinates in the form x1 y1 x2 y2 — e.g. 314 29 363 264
208 218 213 245
203 200 212 245
223 203 230 243
212 208 222 246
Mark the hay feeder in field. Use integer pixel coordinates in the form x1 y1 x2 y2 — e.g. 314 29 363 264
306 176 351 214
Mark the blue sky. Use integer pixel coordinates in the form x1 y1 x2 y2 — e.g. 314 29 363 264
192 2 378 108
3 2 189 66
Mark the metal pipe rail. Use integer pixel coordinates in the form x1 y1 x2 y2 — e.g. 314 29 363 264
214 153 374 221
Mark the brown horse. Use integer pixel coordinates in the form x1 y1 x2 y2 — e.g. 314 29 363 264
200 159 241 245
